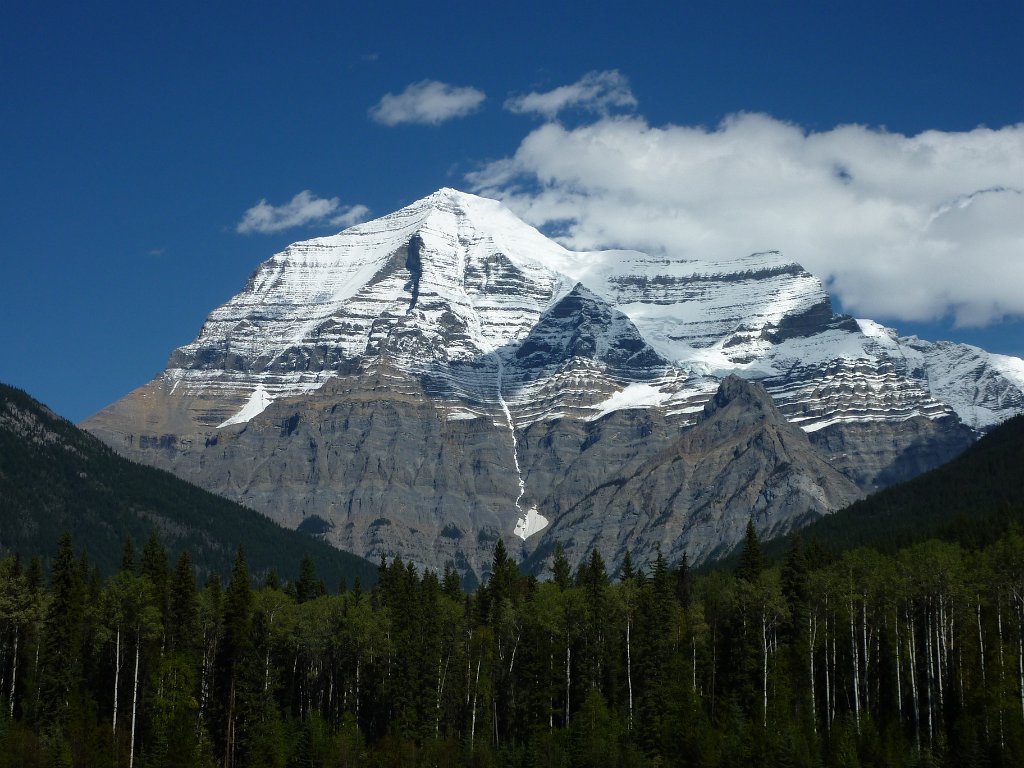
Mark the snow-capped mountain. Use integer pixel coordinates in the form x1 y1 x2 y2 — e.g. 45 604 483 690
84 188 1024 578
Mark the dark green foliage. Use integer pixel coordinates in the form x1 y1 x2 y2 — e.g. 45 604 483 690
293 555 326 604
38 532 87 730
736 519 765 582
703 415 1024 576
777 414 1024 563
0 528 1021 766
551 543 571 591
4 381 1024 765
0 383 377 588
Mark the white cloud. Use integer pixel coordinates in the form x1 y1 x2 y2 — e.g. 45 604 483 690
236 191 370 235
369 80 485 126
505 70 637 119
468 114 1024 326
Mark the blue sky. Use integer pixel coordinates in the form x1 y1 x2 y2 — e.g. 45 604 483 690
2 0 1022 422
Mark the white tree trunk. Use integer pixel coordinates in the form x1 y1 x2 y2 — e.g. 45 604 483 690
850 593 860 732
1017 599 1024 730
129 634 140 768
435 651 448 737
861 594 869 715
470 656 481 750
8 625 18 719
998 600 1005 750
692 637 697 694
113 623 121 738
925 603 934 745
824 603 831 731
565 641 571 725
935 601 945 717
906 605 920 750
894 610 903 721
762 609 769 728
626 616 633 731
976 595 987 736
809 612 817 733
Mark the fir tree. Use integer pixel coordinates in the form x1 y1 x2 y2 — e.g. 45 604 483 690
167 550 199 657
551 543 572 591
215 547 253 768
120 537 136 573
737 519 766 582
39 532 86 730
295 554 326 603
620 550 636 582
675 552 693 607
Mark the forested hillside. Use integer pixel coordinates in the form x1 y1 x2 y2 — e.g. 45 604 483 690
0 524 1021 767
0 383 376 587
739 414 1024 568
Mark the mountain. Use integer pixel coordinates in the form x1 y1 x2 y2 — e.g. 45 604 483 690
758 413 1024 561
0 382 377 586
83 189 1024 579
523 375 861 572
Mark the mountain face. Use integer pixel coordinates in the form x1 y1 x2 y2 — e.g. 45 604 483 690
83 189 1024 579
0 383 377 586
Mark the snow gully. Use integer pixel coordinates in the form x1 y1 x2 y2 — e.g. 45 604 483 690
493 353 548 541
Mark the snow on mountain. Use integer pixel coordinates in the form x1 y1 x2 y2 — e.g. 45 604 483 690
82 187 1024 577
153 187 1022 435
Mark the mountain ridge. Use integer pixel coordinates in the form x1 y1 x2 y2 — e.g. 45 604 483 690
0 382 377 585
81 188 1024 578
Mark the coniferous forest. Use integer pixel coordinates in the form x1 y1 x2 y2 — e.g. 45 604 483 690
0 526 1023 768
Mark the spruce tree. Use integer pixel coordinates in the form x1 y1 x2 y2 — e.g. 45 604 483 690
551 543 571 591
39 532 85 730
216 547 253 768
675 553 693 607
120 536 136 573
620 550 636 582
441 563 462 601
295 554 325 603
736 519 765 583
167 551 199 657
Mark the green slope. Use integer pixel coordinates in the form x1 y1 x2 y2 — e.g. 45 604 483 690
706 414 1024 570
0 382 377 586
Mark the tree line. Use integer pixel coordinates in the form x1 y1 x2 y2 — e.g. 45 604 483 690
0 524 1022 767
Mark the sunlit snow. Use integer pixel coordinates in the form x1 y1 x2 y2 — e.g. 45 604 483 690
218 384 274 428
587 383 669 420
513 506 549 541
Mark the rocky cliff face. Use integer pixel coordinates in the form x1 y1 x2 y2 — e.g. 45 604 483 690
84 188 1024 579
527 376 862 570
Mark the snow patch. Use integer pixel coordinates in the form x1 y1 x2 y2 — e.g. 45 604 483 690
514 506 549 541
587 383 669 420
218 384 274 428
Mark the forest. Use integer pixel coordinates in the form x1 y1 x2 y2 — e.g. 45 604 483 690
0 525 1022 768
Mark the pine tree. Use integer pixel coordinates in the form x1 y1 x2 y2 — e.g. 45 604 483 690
737 519 766 583
295 554 326 603
39 532 86 731
120 537 136 573
441 563 462 601
551 544 572 591
167 551 199 657
262 568 280 592
216 547 253 768
675 553 693 608
620 551 636 582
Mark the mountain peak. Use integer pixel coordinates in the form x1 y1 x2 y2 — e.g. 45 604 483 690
82 187 1024 578
404 187 510 222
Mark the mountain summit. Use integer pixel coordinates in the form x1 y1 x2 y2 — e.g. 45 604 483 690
84 189 1024 579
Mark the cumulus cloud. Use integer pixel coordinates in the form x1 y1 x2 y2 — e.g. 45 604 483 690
505 70 638 119
468 113 1024 326
369 80 485 126
236 191 370 235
